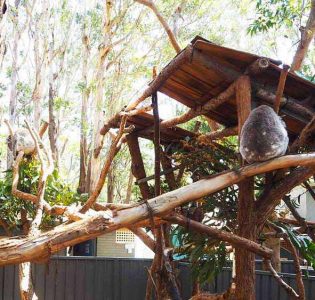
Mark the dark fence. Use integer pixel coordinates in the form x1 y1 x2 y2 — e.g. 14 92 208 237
0 257 315 300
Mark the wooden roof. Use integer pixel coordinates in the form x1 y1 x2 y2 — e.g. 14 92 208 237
127 112 194 144
130 36 315 142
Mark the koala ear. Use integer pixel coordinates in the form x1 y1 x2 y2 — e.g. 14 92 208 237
240 105 289 163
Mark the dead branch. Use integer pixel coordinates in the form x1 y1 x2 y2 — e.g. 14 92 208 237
25 121 54 233
135 0 181 53
165 214 273 258
256 89 314 122
263 259 299 299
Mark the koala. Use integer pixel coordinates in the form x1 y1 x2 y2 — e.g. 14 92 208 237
12 129 35 155
240 105 289 163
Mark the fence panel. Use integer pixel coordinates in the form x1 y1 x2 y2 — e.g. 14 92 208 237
0 257 314 300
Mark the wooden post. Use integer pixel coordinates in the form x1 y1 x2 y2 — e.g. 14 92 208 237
161 150 177 190
152 92 161 197
274 65 290 114
126 134 151 200
235 75 256 300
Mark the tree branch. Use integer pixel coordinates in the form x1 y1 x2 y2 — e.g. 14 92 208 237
263 259 299 299
135 0 181 53
165 214 273 258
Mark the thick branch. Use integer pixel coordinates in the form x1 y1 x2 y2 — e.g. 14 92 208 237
2 153 315 265
165 214 273 258
256 166 315 228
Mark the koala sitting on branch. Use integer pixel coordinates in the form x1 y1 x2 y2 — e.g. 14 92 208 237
240 105 289 163
5 120 48 157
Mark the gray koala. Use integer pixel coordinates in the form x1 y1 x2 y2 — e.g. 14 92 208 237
12 129 35 155
240 105 289 163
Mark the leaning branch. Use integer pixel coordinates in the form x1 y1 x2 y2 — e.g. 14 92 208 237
1 153 315 265
263 259 299 299
80 117 127 213
135 0 181 53
164 214 273 258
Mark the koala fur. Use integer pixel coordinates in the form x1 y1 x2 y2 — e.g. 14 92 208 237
240 105 289 163
13 129 35 155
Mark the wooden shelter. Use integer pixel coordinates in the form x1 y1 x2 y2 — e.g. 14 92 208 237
123 36 314 143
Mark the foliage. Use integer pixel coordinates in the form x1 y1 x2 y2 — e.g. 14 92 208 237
248 0 309 35
276 222 315 269
172 225 227 284
0 158 80 232
168 135 237 283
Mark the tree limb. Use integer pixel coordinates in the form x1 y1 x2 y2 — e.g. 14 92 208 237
263 259 299 299
134 0 181 53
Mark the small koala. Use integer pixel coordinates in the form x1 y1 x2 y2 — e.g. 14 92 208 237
240 105 289 163
13 129 35 155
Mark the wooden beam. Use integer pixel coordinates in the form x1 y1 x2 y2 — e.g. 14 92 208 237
193 49 313 124
274 65 290 114
126 134 152 199
125 45 193 111
235 75 256 300
152 92 161 197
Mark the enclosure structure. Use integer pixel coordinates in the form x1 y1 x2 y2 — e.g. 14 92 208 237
2 36 315 300
96 36 315 299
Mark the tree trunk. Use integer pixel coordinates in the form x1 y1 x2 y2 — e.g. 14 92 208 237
235 178 256 300
48 80 59 166
19 263 37 300
234 75 256 300
107 166 114 203
125 167 134 204
7 28 18 169
263 237 281 272
78 31 90 194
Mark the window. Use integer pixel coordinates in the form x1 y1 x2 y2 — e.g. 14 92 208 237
115 229 135 244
